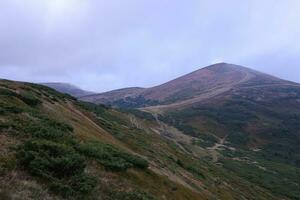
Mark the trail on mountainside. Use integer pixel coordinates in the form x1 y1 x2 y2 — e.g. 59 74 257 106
207 136 228 163
143 70 256 113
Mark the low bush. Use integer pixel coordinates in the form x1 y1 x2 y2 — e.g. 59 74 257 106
0 103 23 114
18 92 41 106
0 88 41 107
77 141 148 171
17 140 85 178
19 116 74 141
0 88 17 96
16 139 96 197
107 190 156 200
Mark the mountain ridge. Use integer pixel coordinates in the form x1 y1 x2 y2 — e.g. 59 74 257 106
80 63 299 109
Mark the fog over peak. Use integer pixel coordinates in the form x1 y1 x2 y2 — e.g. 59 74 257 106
0 0 300 92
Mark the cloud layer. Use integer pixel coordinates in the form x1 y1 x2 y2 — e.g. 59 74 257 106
0 0 300 92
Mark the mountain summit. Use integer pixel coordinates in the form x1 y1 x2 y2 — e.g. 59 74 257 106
81 63 297 109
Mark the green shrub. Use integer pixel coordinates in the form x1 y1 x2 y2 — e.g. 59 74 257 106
50 174 96 197
18 92 41 106
16 139 96 197
77 141 148 171
108 190 156 200
17 140 85 178
69 174 97 195
0 88 41 107
0 103 23 114
19 116 74 141
0 88 17 96
49 180 73 197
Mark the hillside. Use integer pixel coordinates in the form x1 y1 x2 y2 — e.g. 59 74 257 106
79 63 300 199
41 82 95 98
2 79 294 199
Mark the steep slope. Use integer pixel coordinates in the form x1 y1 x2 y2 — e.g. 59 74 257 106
1 79 288 200
42 82 95 97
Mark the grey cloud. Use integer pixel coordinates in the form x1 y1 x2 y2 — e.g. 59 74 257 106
0 0 300 92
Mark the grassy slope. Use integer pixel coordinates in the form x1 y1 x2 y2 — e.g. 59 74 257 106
0 79 289 200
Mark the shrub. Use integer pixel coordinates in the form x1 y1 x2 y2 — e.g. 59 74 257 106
16 139 96 197
0 88 41 107
77 141 148 171
0 103 23 114
18 92 41 106
69 174 97 195
17 140 86 178
20 116 74 141
50 174 96 197
0 88 17 96
108 190 156 200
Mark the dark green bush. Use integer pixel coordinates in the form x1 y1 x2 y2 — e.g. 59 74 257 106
16 139 96 197
18 92 41 106
0 88 41 107
49 180 73 197
69 174 97 195
77 141 148 171
0 88 17 96
19 116 74 140
108 190 156 200
0 103 23 114
17 140 85 178
50 174 97 197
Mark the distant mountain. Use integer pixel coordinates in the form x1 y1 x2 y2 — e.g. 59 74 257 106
81 63 297 109
41 82 95 98
82 87 145 105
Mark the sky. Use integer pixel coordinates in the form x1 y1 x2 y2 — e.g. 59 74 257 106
0 0 300 92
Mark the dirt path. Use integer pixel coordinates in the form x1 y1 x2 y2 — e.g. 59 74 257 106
207 136 228 163
142 70 256 114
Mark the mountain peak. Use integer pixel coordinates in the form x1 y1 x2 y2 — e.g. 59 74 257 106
203 62 248 72
81 63 299 109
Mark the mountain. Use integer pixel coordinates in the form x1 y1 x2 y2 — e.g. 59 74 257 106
81 63 296 109
41 82 95 98
1 62 300 200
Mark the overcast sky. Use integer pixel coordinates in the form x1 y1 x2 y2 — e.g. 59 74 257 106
0 0 300 92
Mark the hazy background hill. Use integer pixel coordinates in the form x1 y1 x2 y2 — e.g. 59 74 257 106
41 82 95 98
